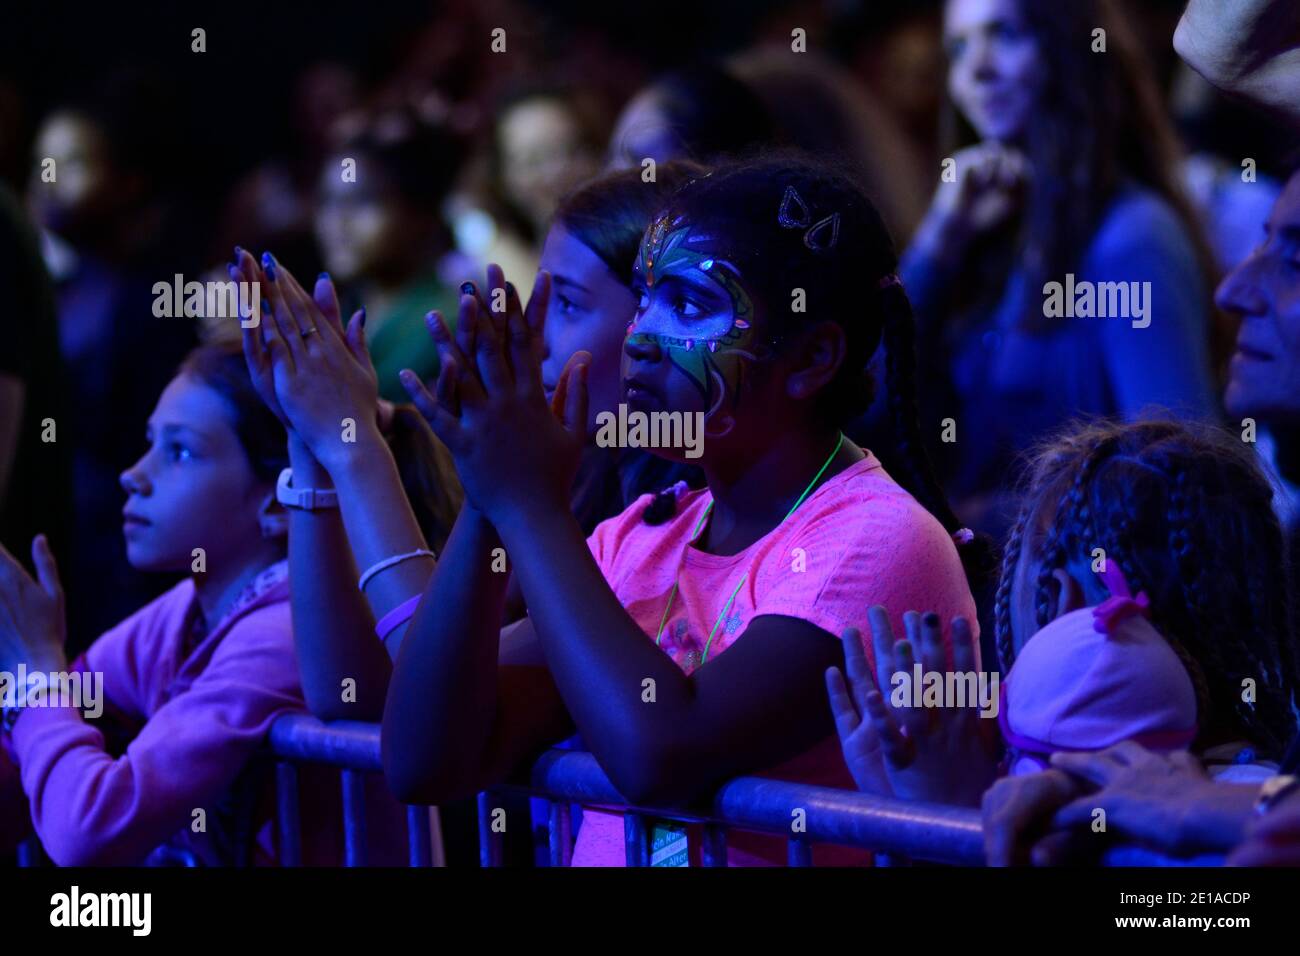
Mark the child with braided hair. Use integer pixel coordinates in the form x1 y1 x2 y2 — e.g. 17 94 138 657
993 419 1299 777
831 418 1298 810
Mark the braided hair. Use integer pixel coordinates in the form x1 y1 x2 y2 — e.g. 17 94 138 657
632 153 993 589
995 418 1300 759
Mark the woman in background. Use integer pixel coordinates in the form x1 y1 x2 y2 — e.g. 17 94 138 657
902 0 1221 539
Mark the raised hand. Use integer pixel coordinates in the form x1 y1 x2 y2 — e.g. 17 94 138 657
238 251 380 470
400 263 588 524
932 143 1026 237
0 536 67 675
825 607 999 805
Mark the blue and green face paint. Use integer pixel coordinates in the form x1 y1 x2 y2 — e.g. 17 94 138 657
629 213 771 435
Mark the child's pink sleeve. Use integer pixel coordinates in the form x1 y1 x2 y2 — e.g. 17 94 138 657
7 606 304 866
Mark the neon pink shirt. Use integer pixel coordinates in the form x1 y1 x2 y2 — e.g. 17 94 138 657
572 453 980 866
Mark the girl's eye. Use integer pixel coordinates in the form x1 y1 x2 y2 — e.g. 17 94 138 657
556 293 578 314
673 297 703 319
166 442 193 463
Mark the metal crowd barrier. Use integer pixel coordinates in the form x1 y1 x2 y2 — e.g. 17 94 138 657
268 713 986 867
8 714 1224 867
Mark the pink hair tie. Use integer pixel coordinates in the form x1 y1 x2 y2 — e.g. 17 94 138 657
1093 562 1151 634
952 527 975 545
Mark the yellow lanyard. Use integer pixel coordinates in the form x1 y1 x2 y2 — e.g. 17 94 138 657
653 433 845 665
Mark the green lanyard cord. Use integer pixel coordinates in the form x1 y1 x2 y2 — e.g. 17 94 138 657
654 432 845 664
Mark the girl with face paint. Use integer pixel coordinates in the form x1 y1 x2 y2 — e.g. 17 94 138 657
386 156 988 865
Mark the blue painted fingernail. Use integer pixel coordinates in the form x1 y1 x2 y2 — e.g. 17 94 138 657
459 281 475 296
359 307 366 328
234 245 242 258
261 252 276 279
227 264 239 280
318 271 330 282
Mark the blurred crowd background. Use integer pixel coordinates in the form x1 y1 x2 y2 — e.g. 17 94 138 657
0 0 1296 654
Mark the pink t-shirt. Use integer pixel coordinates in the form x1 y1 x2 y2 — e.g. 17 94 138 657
571 453 979 866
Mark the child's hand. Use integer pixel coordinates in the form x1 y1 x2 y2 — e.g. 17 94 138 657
401 264 589 525
240 252 380 471
0 536 68 675
825 607 999 806
825 624 893 795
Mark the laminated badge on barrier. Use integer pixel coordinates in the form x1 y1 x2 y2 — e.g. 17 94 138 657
650 820 690 867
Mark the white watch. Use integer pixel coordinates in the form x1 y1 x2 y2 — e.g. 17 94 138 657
276 467 339 510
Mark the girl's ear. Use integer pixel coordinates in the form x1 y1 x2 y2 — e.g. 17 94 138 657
258 492 288 540
784 321 846 401
1049 567 1086 620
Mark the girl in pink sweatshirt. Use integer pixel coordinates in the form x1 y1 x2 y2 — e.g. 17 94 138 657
0 342 399 865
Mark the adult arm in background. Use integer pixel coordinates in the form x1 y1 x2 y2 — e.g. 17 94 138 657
1175 0 1300 127
236 251 424 719
980 742 1261 865
1089 192 1220 422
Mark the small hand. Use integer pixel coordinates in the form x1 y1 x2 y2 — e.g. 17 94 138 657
826 607 999 805
0 536 68 674
401 264 589 524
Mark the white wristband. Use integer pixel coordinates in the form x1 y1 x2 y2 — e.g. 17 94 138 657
277 468 338 510
358 549 436 592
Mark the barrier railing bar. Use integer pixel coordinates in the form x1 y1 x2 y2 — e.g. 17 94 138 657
341 769 368 867
276 761 302 867
267 715 986 866
788 836 812 867
477 791 504 867
548 801 572 867
407 805 432 867
624 813 651 867
701 823 728 867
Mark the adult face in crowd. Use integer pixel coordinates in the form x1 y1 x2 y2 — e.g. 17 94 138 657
1216 169 1300 424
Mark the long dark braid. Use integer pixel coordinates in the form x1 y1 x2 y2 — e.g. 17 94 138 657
997 418 1299 758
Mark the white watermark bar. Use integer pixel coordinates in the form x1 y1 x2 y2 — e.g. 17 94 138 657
152 274 261 327
0 665 104 718
594 403 706 459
